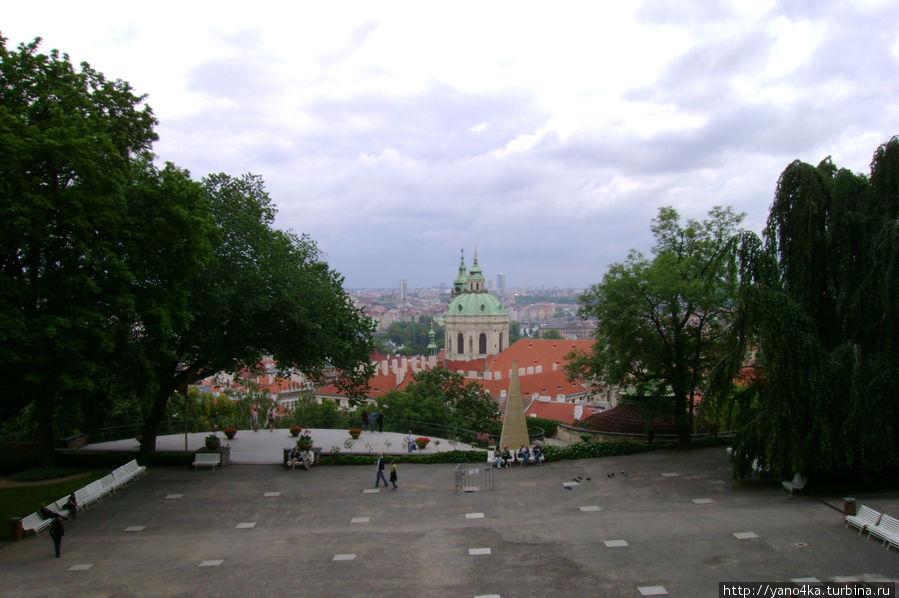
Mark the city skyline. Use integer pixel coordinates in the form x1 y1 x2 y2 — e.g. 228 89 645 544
5 2 897 288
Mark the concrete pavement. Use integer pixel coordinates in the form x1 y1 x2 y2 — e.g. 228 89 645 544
1 445 896 597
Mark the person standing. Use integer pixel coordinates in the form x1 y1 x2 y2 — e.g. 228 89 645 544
405 431 417 453
49 517 64 558
266 405 275 431
389 460 398 489
251 404 259 431
376 411 384 433
374 454 389 488
369 411 376 432
360 408 368 432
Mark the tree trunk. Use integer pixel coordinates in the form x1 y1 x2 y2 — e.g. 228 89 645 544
138 386 171 465
673 390 691 448
36 392 57 467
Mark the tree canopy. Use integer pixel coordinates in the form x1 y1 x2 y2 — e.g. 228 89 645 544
375 317 444 356
711 138 899 479
0 37 160 462
377 366 499 436
0 37 374 463
572 206 745 446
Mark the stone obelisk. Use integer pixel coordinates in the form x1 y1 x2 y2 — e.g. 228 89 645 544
499 359 530 449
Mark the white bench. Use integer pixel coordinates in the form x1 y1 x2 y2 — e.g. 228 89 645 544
781 473 807 495
845 505 881 534
20 513 53 535
867 514 899 549
193 452 221 470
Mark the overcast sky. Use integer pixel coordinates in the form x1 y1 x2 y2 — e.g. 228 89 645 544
5 1 898 289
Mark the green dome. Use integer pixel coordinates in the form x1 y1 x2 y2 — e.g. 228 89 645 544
446 291 507 317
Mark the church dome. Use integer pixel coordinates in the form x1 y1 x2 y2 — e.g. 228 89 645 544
446 291 507 317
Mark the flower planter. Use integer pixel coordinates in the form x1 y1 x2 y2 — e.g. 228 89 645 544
348 428 361 439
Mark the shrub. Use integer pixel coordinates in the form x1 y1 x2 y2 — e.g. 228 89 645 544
525 416 558 438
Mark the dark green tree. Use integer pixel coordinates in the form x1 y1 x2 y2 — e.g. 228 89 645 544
711 138 899 479
377 317 444 355
572 206 744 447
137 173 374 461
0 37 158 463
378 366 499 435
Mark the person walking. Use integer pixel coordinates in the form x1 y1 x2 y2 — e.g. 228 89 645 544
376 411 384 433
250 404 259 431
360 408 368 432
49 517 64 558
266 405 275 431
374 454 389 488
389 460 398 489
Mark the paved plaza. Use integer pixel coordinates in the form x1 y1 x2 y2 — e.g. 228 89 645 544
1 444 896 597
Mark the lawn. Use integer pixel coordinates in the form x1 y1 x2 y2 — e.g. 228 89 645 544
0 472 104 541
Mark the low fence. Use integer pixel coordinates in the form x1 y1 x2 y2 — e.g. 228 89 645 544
454 463 494 493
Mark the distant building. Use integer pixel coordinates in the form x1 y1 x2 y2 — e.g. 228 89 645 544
444 249 509 361
399 278 407 301
497 272 506 289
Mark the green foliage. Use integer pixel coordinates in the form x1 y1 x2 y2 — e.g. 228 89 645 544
575 206 744 446
318 450 486 466
0 37 160 464
9 467 80 482
377 367 500 436
714 137 899 480
0 471 104 540
542 441 662 461
540 328 564 340
525 417 557 438
376 318 444 355
509 321 523 343
288 397 352 429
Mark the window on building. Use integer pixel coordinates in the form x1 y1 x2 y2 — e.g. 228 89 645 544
479 333 487 354
457 333 464 355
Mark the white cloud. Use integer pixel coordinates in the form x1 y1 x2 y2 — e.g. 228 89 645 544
3 0 898 287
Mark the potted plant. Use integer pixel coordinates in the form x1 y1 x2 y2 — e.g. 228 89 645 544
349 427 362 439
223 427 237 440
205 434 221 450
296 429 313 450
290 426 302 437
414 436 430 450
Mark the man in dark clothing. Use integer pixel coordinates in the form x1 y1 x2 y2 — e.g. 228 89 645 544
374 454 389 488
360 408 368 432
376 412 384 433
49 517 64 558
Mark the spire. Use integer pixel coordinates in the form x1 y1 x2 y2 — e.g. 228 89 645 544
499 359 530 450
452 248 467 297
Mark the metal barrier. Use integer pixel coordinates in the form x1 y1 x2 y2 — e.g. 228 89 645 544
454 463 494 493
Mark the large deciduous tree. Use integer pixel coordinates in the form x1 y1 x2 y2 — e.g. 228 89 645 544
0 37 158 464
573 207 744 447
137 173 375 462
711 138 899 479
